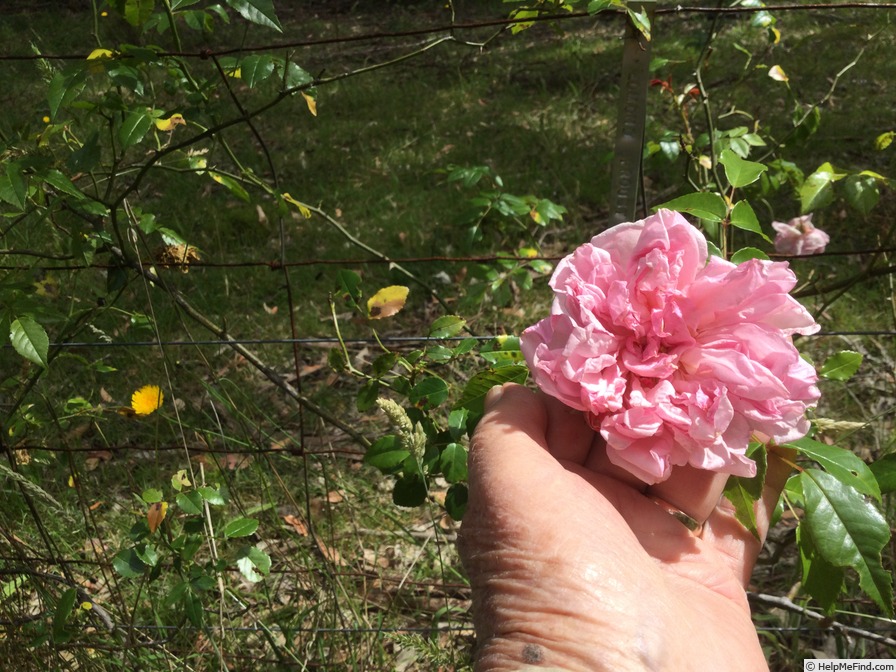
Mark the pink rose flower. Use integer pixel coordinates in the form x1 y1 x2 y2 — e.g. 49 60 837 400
772 214 829 256
521 209 820 484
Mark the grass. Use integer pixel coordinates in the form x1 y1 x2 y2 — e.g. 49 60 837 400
1 1 896 670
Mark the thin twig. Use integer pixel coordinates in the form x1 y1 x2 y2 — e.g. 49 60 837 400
749 592 896 648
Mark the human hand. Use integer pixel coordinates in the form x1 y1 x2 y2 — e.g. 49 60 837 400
458 383 790 672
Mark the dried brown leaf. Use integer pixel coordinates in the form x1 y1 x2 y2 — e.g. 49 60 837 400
282 514 309 537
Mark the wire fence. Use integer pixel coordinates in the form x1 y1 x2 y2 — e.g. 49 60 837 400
2 1 896 670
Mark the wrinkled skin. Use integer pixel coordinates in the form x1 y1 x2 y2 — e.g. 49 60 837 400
458 384 790 672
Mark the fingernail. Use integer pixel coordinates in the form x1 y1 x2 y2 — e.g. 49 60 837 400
484 384 505 410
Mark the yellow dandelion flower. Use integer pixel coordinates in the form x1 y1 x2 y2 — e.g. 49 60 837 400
131 385 163 416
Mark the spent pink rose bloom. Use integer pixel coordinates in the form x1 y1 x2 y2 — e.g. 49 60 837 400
772 214 829 256
521 209 820 484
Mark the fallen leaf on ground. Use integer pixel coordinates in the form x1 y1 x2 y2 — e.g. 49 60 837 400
316 538 345 566
282 514 308 536
85 450 113 471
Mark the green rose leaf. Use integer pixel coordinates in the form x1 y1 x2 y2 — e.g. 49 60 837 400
439 443 468 484
224 0 282 32
392 472 427 508
456 365 529 418
796 523 844 614
236 545 271 583
429 315 467 339
843 173 880 216
198 485 226 505
208 172 250 202
356 379 380 412
409 376 449 409
119 109 153 150
176 490 203 515
52 587 79 644
223 517 259 539
869 454 896 495
240 55 276 88
48 67 86 120
444 483 468 520
729 247 769 264
337 269 362 305
448 408 469 442
819 351 862 381
141 488 163 504
719 148 767 188
40 169 86 200
789 437 880 501
0 162 27 210
800 162 846 214
654 192 727 222
722 444 767 538
282 61 313 89
364 435 409 473
118 0 155 26
10 317 50 368
800 469 892 616
113 548 148 578
729 200 771 242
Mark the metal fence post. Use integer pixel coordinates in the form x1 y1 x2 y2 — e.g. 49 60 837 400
608 1 656 226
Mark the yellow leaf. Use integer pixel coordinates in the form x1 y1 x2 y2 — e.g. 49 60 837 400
147 501 168 533
769 27 781 45
131 385 163 416
301 92 318 117
86 48 114 74
282 192 312 219
227 67 242 79
875 132 894 151
768 65 789 82
87 48 114 61
367 286 409 320
171 469 191 490
154 114 185 132
698 155 712 170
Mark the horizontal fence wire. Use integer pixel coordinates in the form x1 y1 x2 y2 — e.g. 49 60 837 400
0 3 892 62
3 246 896 272
0 331 891 354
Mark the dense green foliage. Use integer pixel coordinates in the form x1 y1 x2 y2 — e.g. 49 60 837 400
1 1 895 669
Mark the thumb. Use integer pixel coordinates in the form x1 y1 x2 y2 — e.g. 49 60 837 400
467 383 555 505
